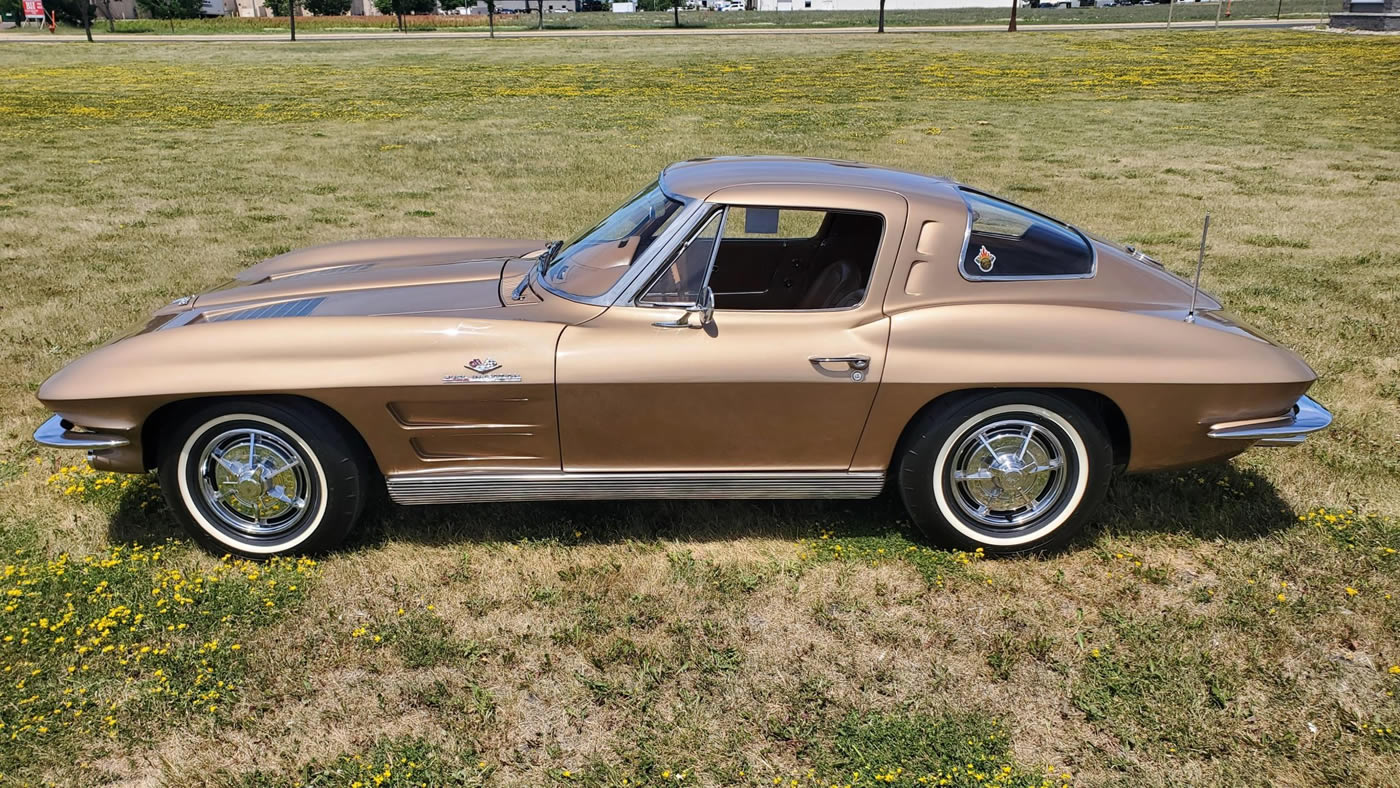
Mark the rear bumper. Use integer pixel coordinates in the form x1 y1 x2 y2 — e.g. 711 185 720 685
33 414 130 451
1207 395 1332 447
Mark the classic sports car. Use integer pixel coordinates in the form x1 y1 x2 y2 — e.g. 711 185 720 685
34 157 1331 557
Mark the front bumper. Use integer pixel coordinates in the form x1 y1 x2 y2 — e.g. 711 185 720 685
1207 395 1332 447
33 414 130 451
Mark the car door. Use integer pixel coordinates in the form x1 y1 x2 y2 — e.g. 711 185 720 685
555 185 907 472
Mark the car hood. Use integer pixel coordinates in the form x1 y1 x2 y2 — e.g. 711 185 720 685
180 237 550 319
235 237 549 283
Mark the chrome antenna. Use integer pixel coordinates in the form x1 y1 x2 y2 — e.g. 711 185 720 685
1185 212 1210 324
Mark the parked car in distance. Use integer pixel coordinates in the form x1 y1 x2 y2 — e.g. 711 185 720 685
34 157 1330 558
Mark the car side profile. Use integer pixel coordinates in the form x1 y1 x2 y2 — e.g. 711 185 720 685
33 156 1331 558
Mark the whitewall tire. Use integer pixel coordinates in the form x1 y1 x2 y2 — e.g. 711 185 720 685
897 392 1112 554
158 399 370 558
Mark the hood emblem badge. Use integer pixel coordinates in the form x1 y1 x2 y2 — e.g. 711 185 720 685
974 245 997 273
467 358 500 374
444 358 521 384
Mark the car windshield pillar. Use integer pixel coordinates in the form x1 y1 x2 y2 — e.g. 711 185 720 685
538 180 686 302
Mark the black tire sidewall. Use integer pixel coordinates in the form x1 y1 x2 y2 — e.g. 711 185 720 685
898 392 1112 555
157 399 368 559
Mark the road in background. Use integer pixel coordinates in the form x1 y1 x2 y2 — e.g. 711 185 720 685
0 17 1306 42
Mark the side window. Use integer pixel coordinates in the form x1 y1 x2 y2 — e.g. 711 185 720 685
960 191 1094 279
723 206 826 240
713 206 882 311
638 210 723 306
638 206 884 311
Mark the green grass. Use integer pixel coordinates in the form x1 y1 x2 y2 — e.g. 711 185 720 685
240 736 481 786
0 28 1398 787
0 529 319 781
830 711 1049 786
4 0 1342 36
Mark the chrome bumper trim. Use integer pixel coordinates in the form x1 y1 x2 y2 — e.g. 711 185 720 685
386 471 886 505
33 415 130 451
1207 395 1332 446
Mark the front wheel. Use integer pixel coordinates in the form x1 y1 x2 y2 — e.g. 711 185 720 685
897 392 1112 554
157 399 370 558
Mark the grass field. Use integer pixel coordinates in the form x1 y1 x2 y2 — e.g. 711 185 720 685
1 28 1399 787
3 0 1342 36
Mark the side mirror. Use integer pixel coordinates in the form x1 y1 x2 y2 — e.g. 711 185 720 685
652 286 714 329
688 286 714 327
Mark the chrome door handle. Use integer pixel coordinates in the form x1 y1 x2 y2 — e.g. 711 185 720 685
809 355 870 371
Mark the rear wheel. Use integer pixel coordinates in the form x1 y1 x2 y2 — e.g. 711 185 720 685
157 399 370 558
897 391 1112 554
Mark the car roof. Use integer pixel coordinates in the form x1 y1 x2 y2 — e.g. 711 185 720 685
659 156 961 203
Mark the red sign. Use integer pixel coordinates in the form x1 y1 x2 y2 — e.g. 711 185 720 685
22 0 44 16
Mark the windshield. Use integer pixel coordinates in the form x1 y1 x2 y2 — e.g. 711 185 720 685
541 180 684 299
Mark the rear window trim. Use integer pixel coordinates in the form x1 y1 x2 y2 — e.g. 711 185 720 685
955 187 1098 282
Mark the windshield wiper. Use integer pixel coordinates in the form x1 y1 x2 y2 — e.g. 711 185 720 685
538 240 563 271
510 241 563 302
509 270 532 302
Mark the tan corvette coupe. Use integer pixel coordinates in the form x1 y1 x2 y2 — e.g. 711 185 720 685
34 157 1331 557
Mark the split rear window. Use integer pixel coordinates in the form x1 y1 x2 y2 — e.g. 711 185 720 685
959 190 1094 280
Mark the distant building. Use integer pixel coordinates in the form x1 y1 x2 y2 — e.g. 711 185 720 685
755 0 1001 7
469 0 577 10
93 0 234 17
232 0 320 15
1332 0 1399 29
95 0 140 19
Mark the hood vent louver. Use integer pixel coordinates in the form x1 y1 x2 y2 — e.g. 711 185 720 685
206 297 326 322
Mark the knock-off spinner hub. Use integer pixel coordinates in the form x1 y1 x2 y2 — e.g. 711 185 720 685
233 469 269 506
949 418 1069 528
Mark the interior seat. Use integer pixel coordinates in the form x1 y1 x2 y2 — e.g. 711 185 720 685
797 260 864 309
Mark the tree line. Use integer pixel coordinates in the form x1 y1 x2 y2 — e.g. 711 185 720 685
17 0 539 29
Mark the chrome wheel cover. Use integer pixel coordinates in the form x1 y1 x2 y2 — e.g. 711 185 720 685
197 428 312 538
946 419 1069 529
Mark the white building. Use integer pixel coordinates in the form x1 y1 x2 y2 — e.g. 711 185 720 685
756 0 1001 7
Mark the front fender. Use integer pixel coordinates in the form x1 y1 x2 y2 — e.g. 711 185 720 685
37 315 566 475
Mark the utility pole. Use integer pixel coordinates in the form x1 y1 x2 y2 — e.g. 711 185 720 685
289 0 296 39
1166 0 1174 29
1214 0 1222 27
